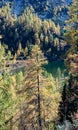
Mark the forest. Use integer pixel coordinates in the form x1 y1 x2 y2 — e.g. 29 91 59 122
0 0 78 130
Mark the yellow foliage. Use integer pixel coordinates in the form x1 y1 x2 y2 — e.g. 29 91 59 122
10 84 17 99
11 75 16 85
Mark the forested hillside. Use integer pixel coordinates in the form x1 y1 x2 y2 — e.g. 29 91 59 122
0 0 78 130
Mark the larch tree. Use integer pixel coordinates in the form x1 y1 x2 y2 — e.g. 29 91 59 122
59 0 78 127
18 45 46 130
18 45 61 130
0 44 16 130
64 0 78 76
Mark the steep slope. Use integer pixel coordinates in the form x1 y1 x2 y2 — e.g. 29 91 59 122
0 0 72 31
1 0 72 17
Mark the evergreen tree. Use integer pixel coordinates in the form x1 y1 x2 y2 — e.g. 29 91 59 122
59 76 78 126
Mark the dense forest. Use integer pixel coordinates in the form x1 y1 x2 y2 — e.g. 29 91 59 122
0 0 78 130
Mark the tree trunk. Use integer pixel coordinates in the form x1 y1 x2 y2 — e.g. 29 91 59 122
37 69 42 130
10 118 13 130
37 50 42 130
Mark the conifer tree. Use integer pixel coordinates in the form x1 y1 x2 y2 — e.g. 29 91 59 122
0 45 15 130
65 0 78 76
59 1 78 126
18 45 61 130
20 45 46 130
59 76 78 126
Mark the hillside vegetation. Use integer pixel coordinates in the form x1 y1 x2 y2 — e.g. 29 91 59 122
0 0 78 130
